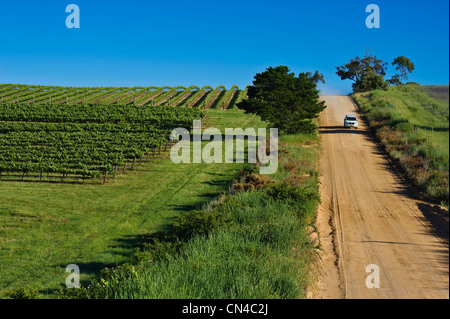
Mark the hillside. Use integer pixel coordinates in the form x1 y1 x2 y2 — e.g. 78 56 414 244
0 84 248 109
352 84 449 204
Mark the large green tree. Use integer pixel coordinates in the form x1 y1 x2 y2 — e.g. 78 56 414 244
353 70 388 92
237 66 326 134
336 53 388 92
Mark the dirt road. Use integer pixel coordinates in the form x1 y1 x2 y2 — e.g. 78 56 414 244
315 96 449 299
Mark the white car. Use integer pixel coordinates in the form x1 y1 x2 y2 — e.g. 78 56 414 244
344 115 358 129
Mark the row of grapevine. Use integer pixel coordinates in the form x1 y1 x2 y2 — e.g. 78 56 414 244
0 84 247 109
185 86 212 108
133 88 162 105
0 102 204 183
171 86 199 106
204 85 226 109
151 87 181 106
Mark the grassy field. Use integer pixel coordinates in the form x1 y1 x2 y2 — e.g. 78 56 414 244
0 109 265 296
352 84 449 203
58 129 321 299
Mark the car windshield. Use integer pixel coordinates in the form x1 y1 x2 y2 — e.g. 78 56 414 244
347 117 357 121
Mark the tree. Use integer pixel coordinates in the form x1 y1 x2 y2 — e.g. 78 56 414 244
237 66 326 134
336 52 387 92
391 56 415 84
305 70 326 84
387 74 401 86
353 70 389 92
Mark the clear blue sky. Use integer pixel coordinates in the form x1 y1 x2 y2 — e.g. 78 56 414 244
0 0 448 95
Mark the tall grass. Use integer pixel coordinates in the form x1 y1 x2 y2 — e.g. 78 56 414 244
74 191 315 299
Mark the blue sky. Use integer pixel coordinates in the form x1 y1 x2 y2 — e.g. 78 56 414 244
0 0 448 95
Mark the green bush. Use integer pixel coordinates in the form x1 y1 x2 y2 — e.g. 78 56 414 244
390 118 411 131
1 287 42 299
133 239 183 264
425 171 449 201
353 71 389 93
130 208 235 265
171 209 234 240
266 182 320 224
368 107 393 123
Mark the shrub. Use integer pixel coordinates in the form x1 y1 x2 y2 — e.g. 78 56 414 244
369 107 393 123
425 171 449 201
390 119 411 132
238 163 259 177
170 209 234 240
282 158 301 173
1 287 42 299
377 126 401 145
266 182 320 223
133 237 183 264
283 174 309 187
243 173 276 191
233 170 276 193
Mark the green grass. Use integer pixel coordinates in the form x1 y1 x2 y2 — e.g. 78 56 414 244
74 195 314 299
354 84 449 152
57 128 321 299
0 109 265 297
352 84 449 202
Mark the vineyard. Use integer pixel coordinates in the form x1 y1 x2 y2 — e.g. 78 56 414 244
0 84 248 109
0 84 248 184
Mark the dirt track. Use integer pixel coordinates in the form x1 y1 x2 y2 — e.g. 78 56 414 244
315 96 449 299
